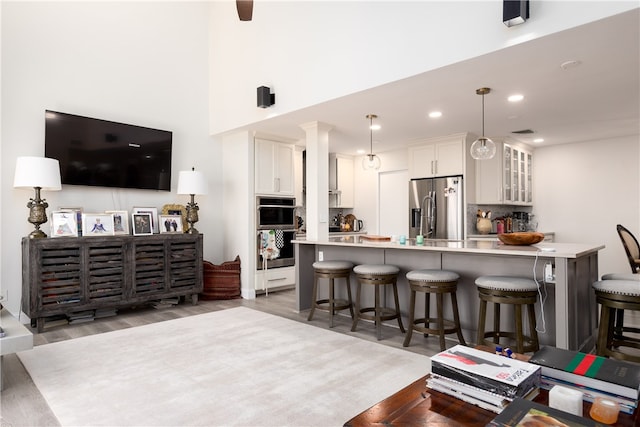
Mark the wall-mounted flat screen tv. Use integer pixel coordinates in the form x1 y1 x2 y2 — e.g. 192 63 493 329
44 110 172 191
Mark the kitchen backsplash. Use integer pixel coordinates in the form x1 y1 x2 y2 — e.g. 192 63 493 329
467 204 533 235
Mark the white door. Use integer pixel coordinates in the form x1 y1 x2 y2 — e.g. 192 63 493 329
379 170 409 237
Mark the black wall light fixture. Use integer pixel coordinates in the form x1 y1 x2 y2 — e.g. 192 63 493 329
503 0 529 27
257 86 275 108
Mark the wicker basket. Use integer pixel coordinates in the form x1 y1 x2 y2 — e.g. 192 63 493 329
201 256 241 300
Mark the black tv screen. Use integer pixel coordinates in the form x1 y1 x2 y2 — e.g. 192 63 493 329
44 110 172 191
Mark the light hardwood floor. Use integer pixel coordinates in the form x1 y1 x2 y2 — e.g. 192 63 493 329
1 288 445 427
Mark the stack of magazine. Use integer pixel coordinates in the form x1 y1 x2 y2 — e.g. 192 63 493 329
529 346 640 415
428 345 541 414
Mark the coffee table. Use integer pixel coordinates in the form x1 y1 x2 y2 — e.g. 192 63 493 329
344 374 639 426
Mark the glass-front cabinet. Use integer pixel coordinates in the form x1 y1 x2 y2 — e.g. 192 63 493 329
504 143 533 205
475 140 533 206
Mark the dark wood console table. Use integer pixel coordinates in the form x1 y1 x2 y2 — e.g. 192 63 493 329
22 234 203 331
344 374 639 426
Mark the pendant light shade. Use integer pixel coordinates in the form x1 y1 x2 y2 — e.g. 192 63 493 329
470 87 496 160
362 114 381 170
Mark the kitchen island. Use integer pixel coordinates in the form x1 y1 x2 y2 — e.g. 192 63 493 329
293 236 604 352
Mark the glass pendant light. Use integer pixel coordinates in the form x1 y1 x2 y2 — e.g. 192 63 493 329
362 114 381 170
470 87 497 160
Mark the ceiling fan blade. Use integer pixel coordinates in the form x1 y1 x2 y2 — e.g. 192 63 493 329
236 0 253 21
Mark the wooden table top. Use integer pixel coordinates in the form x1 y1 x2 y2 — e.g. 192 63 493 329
344 374 640 427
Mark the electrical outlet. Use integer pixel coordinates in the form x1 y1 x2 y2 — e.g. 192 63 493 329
318 251 323 262
544 263 555 282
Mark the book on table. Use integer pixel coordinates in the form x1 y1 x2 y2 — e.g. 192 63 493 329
529 346 640 401
430 345 541 400
488 398 608 427
426 373 539 414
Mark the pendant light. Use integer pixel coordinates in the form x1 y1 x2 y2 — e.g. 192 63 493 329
362 114 381 170
470 87 497 160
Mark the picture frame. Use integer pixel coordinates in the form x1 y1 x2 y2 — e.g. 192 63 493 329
59 207 83 236
132 207 159 233
161 204 187 232
82 213 115 236
159 215 184 234
106 210 129 235
50 211 79 237
132 213 154 236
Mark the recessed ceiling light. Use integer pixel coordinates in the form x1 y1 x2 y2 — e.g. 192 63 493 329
428 111 442 118
533 138 544 143
508 94 524 102
370 124 381 131
356 149 366 154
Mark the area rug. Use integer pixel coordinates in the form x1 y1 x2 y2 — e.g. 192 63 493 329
17 307 430 427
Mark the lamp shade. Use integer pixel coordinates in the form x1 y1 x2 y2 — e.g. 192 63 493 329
13 156 62 190
177 170 208 195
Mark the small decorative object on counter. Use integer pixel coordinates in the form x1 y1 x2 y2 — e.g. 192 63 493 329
476 210 492 234
416 235 424 245
399 235 407 245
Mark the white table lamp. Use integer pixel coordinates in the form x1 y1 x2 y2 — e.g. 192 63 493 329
13 156 62 238
177 168 208 234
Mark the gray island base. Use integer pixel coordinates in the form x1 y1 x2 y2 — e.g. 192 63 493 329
294 236 604 352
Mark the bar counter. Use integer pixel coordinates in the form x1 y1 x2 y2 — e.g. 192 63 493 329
293 236 604 351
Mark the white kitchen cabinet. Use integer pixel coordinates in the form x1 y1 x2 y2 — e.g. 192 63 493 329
255 138 295 195
255 266 295 292
408 136 464 179
329 153 354 208
475 141 533 206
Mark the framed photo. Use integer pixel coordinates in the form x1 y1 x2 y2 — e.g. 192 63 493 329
51 211 78 237
161 204 187 231
106 210 129 235
82 213 115 236
159 215 184 234
59 207 83 236
133 207 159 234
132 213 154 236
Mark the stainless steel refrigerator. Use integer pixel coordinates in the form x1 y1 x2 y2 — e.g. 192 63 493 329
409 175 464 240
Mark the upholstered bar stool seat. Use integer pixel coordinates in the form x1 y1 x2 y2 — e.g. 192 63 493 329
476 275 539 354
593 279 640 363
307 260 354 328
403 269 466 351
351 264 405 340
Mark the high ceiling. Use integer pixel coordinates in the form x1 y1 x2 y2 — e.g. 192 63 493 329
238 9 639 156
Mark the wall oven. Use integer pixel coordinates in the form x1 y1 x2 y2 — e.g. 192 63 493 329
256 196 296 270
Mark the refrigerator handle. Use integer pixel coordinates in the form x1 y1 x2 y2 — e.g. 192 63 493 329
430 191 437 237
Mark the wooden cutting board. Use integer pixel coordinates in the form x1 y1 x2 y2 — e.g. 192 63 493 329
360 235 391 241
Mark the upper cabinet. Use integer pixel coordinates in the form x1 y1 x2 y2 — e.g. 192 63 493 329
475 141 533 205
329 153 354 208
255 138 295 196
408 135 464 179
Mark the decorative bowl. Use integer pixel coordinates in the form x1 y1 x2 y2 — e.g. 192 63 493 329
498 232 545 246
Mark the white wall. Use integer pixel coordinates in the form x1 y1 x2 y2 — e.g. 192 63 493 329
1 2 220 314
533 136 640 276
208 1 638 136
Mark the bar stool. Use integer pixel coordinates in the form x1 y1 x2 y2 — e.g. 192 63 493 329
593 279 640 363
307 260 355 328
351 264 405 340
403 269 466 351
476 275 540 354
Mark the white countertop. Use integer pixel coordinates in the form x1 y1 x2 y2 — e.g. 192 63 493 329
293 235 604 259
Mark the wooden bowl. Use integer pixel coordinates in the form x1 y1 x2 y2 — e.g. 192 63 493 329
498 232 545 246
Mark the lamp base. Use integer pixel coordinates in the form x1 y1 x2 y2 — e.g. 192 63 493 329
28 229 47 239
185 225 199 235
